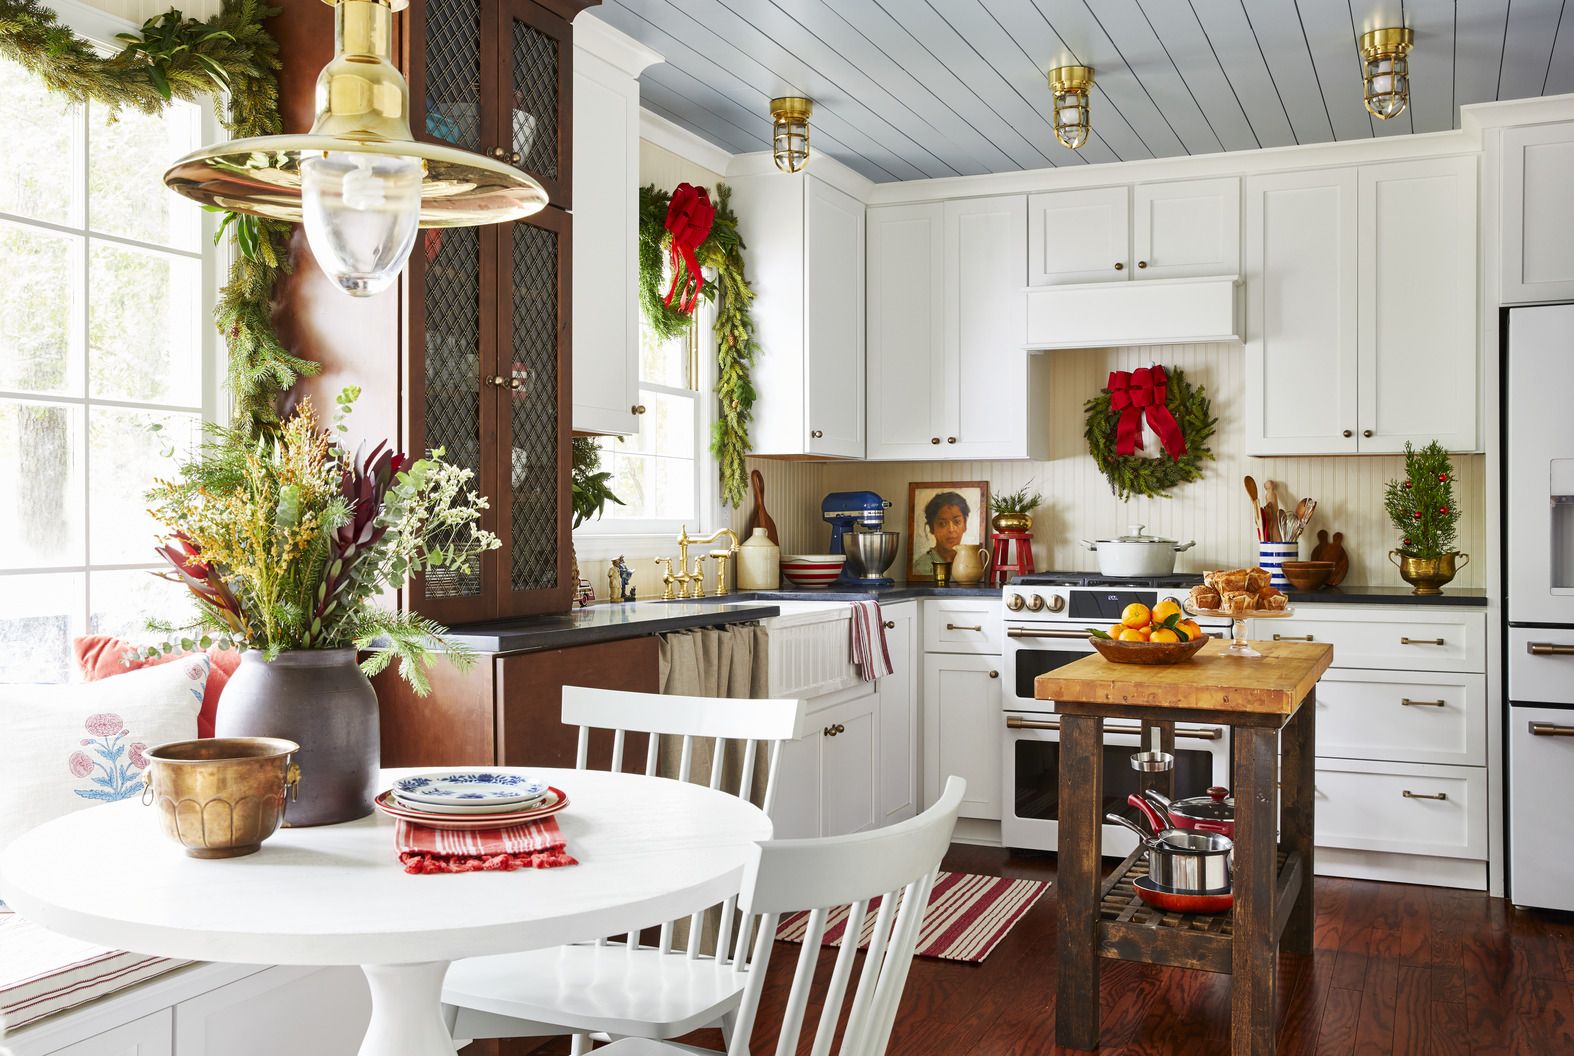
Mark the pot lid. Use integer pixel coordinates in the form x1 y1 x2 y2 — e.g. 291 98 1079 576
1092 524 1179 545
1170 786 1235 822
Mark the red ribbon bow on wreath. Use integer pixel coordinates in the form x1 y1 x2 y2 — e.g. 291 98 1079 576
1108 366 1188 459
663 183 716 313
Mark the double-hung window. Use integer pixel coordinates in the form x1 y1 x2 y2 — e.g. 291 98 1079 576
0 39 217 682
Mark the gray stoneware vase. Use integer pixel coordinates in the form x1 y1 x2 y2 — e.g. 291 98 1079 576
215 648 379 826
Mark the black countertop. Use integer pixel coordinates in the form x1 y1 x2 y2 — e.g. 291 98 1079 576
445 599 782 653
720 581 1002 602
1281 584 1489 606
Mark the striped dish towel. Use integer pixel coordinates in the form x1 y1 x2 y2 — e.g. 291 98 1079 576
395 818 578 874
849 599 893 682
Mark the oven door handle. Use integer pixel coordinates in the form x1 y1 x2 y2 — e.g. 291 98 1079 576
1007 628 1095 640
1005 716 1223 741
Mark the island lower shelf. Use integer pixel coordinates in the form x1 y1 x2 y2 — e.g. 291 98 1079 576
1096 846 1304 974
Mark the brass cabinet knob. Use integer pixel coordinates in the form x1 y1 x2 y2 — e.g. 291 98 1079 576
884 620 895 629
931 437 940 444
947 436 957 444
510 151 521 164
1114 262 1125 271
823 723 846 737
1137 260 1148 269
488 375 506 387
811 429 824 439
632 404 646 414
1342 429 1353 438
1363 429 1374 438
491 146 506 158
988 670 1000 679
509 377 523 390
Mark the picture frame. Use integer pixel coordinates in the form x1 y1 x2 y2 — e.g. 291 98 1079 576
906 481 990 582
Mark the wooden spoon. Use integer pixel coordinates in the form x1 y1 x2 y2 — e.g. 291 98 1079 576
1262 480 1279 542
1244 476 1260 540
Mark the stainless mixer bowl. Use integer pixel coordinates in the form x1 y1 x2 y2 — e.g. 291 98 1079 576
844 531 901 579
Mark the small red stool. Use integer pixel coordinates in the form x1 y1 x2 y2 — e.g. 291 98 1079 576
991 529 1034 586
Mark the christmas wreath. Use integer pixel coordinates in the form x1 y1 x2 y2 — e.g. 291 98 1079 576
1084 366 1216 500
638 183 760 507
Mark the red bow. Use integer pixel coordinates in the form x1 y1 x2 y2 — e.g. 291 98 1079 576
663 183 716 313
1108 367 1187 458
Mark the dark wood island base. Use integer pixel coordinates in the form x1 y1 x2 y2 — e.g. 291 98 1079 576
1038 640 1333 1056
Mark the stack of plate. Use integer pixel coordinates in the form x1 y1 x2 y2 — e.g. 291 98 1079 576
374 771 568 830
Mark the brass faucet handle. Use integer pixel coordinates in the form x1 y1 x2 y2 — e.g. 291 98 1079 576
655 557 677 601
709 550 733 596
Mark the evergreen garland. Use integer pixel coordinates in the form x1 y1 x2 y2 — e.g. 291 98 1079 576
1383 441 1460 558
0 0 308 433
1084 368 1217 501
638 183 760 506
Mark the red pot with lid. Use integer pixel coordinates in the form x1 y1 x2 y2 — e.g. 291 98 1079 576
1144 787 1234 838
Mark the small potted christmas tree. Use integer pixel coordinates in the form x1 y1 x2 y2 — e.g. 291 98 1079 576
1383 441 1469 595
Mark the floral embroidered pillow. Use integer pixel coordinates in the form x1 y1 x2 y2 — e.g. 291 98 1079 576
0 657 207 855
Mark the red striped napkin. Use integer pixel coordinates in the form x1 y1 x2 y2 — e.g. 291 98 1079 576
849 599 893 682
395 817 578 874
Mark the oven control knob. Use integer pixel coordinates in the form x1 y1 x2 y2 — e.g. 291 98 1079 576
1044 594 1065 613
1006 593 1026 612
1026 595 1046 612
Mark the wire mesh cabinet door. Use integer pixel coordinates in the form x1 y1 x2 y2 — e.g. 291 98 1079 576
501 0 572 208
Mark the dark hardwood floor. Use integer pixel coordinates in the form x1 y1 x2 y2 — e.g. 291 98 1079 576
516 843 1574 1054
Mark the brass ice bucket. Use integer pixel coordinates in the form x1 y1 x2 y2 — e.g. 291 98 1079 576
142 738 301 859
1389 550 1469 596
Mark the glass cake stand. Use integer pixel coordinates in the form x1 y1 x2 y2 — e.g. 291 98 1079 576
1182 601 1297 658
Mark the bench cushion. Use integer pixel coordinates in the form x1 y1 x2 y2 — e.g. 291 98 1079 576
73 636 241 740
0 914 190 1031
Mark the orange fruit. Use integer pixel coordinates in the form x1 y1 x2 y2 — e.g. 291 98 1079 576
1150 628 1180 644
1152 599 1183 624
1120 602 1152 629
1117 628 1146 642
1108 624 1125 640
1178 620 1204 641
1136 626 1153 640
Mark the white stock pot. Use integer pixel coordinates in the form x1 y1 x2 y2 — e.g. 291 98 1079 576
1080 524 1196 577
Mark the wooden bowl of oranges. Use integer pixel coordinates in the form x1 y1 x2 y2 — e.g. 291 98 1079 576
1087 600 1209 665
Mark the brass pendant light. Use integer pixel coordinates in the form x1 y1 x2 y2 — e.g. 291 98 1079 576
1361 27 1414 121
769 96 813 173
1048 65 1094 150
163 0 547 295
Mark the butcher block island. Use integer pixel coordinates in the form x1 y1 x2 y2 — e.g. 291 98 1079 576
1036 640 1334 1056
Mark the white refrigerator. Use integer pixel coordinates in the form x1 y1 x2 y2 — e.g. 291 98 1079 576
1506 304 1574 911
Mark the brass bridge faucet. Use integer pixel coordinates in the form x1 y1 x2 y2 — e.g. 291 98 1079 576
659 526 740 599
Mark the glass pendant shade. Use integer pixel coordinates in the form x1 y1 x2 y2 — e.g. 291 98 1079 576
1049 66 1094 151
770 97 813 173
1361 27 1414 120
163 0 546 295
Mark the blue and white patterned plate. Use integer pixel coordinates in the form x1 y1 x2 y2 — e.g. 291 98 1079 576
391 771 549 807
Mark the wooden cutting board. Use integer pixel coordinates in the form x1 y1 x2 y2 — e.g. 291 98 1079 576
744 468 779 546
1309 530 1349 586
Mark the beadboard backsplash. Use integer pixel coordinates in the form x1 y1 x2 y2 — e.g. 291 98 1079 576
754 342 1485 590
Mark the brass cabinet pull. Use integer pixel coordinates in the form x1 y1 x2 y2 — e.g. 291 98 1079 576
947 436 957 444
1363 429 1374 438
811 429 824 439
883 620 895 629
508 377 523 391
988 670 999 679
632 404 646 414
1137 260 1148 269
1401 698 1446 707
510 150 521 164
1113 262 1125 270
1530 722 1574 736
1527 642 1574 656
823 723 846 737
1273 634 1314 642
491 146 506 158
946 623 983 632
1342 429 1353 438
488 375 507 387
1401 637 1445 646
930 437 940 444
1402 790 1448 801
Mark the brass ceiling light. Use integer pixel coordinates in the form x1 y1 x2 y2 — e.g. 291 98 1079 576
163 0 547 297
1361 27 1414 121
770 96 813 173
1048 65 1094 150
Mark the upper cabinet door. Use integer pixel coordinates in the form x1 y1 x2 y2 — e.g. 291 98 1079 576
947 195 1037 459
1502 122 1574 305
1027 186 1130 285
1133 177 1241 279
804 179 865 459
1358 157 1479 454
1246 169 1360 455
502 0 571 208
866 203 946 460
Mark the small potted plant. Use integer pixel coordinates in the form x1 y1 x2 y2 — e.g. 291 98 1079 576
1383 440 1469 595
989 484 1043 533
145 389 499 825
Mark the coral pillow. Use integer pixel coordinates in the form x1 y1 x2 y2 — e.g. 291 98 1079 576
73 636 241 739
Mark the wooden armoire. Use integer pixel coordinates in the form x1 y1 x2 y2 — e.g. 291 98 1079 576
271 0 599 624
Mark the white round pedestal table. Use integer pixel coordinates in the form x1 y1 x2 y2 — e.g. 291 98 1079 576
0 767 772 1056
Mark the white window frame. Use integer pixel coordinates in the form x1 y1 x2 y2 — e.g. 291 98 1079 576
574 301 724 560
0 0 226 663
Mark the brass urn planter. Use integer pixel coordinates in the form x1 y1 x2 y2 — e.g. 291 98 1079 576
992 512 1033 533
1389 550 1470 596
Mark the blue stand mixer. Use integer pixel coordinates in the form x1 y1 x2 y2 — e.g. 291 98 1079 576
822 491 900 587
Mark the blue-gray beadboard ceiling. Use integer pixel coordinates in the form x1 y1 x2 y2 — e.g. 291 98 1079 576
592 0 1574 181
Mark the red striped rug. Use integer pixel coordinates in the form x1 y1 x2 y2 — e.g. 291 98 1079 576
773 871 1050 964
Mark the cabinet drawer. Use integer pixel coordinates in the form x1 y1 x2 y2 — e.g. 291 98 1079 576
1509 626 1574 705
1251 608 1484 672
922 599 1002 654
1314 760 1486 860
1316 670 1485 766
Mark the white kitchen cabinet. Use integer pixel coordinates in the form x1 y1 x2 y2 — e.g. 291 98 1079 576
35 1012 172 1056
1245 168 1360 455
1501 122 1574 304
729 171 865 458
172 966 370 1056
922 652 1002 821
1027 186 1128 285
770 683 880 839
877 602 918 825
1132 177 1240 279
1357 157 1478 453
1247 158 1479 455
865 203 945 460
568 21 659 436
